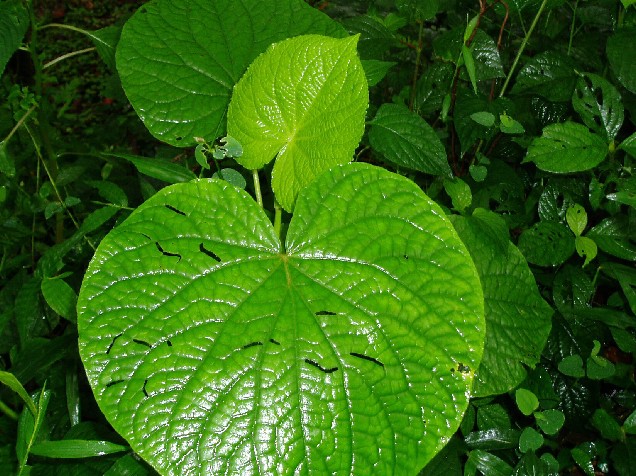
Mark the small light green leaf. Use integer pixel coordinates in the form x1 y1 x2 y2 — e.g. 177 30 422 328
572 73 624 141
517 221 575 267
462 44 478 94
575 236 597 267
194 144 209 170
558 355 585 378
105 153 196 184
471 111 495 127
519 427 544 453
566 204 587 236
41 277 77 323
78 163 484 475
0 0 29 76
444 178 472 212
524 122 608 173
516 389 539 416
452 214 553 397
29 440 129 459
361 59 396 87
621 0 636 7
0 370 37 416
499 113 525 135
219 136 243 159
607 27 636 94
228 34 368 212
212 168 247 190
116 0 346 146
369 103 452 177
534 409 565 435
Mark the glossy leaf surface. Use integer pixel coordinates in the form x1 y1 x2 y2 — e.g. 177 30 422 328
228 34 368 212
116 0 345 146
78 163 484 475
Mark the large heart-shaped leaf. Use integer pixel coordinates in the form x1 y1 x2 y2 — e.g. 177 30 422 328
227 34 368 212
451 211 553 396
116 0 345 147
78 163 484 475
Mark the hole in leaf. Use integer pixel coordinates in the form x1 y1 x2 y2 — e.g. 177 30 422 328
142 378 149 398
304 359 338 374
175 136 183 141
164 204 186 216
242 341 263 350
315 310 337 316
106 379 125 388
132 339 152 348
106 333 123 354
269 338 280 346
199 243 221 262
350 352 384 367
166 340 173 347
155 242 182 261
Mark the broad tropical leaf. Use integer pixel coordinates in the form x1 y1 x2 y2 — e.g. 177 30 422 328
78 163 484 476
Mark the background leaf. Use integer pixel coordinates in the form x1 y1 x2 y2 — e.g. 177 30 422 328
116 0 345 146
572 73 624 141
369 103 452 177
524 122 608 173
78 164 484 475
228 34 368 211
606 27 636 94
452 213 553 396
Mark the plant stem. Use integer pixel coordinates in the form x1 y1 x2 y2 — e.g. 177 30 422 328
274 200 283 245
252 169 263 207
0 399 18 421
43 47 96 70
567 0 579 56
499 0 549 98
2 104 37 143
408 20 425 111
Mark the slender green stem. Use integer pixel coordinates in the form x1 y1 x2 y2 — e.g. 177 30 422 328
274 201 283 247
38 22 91 35
408 20 425 111
499 0 549 98
567 0 579 56
43 47 96 70
252 169 263 207
0 399 18 421
2 104 37 144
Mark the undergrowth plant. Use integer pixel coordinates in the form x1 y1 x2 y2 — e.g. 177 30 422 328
0 0 635 475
